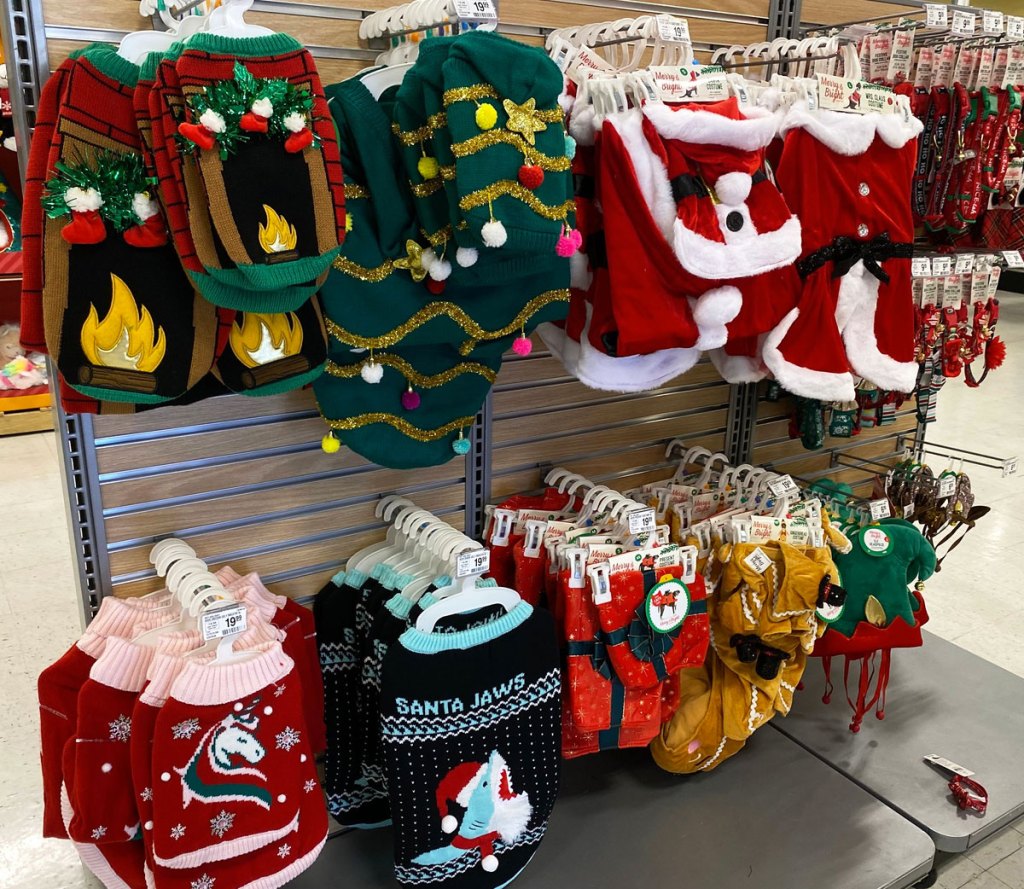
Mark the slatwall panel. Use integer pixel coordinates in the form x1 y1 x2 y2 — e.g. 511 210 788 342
90 389 469 600
750 382 919 501
488 345 731 503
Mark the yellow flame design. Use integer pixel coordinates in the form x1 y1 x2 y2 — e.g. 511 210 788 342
229 312 303 368
258 204 298 254
80 274 167 372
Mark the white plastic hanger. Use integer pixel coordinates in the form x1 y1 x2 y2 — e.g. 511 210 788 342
204 0 273 37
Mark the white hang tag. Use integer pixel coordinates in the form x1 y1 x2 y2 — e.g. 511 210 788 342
743 546 773 575
767 474 801 500
914 46 935 88
932 255 953 276
456 548 490 578
951 9 976 38
869 31 893 82
925 4 949 28
955 254 975 274
566 547 588 589
983 10 1004 35
588 563 612 605
911 257 932 277
454 0 497 24
1009 16 1024 40
750 515 783 543
1003 457 1019 477
809 526 825 548
924 754 975 778
628 507 657 536
490 509 516 546
887 28 915 84
869 499 892 520
201 603 247 642
679 546 698 583
988 266 1002 298
522 520 547 558
567 46 615 84
1002 249 1024 268
656 15 691 43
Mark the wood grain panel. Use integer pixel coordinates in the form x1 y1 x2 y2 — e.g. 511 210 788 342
751 413 915 467
800 0 919 26
44 0 141 29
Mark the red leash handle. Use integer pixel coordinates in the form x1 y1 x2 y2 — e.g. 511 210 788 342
949 775 988 814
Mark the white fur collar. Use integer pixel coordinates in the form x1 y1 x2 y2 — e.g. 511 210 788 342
781 101 924 156
643 101 781 150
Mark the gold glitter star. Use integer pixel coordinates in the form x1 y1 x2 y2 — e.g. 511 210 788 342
503 97 547 146
392 239 427 282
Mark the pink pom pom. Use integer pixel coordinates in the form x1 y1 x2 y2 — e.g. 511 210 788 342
401 389 421 410
569 228 583 249
555 234 578 258
512 335 533 356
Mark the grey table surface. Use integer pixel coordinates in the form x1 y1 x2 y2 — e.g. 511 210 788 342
774 632 1024 852
293 729 934 889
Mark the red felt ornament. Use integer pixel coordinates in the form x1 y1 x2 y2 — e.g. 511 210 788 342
61 210 107 245
123 214 168 248
177 121 216 151
285 128 315 154
518 163 545 190
240 111 269 133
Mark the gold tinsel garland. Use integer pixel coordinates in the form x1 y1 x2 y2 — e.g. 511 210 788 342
458 181 576 219
450 131 571 169
442 84 500 106
325 354 497 387
321 412 476 441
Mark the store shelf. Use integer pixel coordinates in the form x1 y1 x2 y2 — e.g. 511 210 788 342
0 389 52 435
774 632 1024 852
292 730 934 889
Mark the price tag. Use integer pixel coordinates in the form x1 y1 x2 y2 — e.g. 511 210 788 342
456 548 491 577
911 257 933 277
955 254 975 274
656 15 691 43
924 754 975 778
903 502 915 519
1003 456 1019 477
932 256 953 276
200 603 247 642
938 474 957 497
743 546 773 574
983 10 1004 34
453 0 497 21
925 4 949 28
951 9 976 37
1002 250 1024 268
628 507 657 536
869 498 892 520
1009 16 1024 40
767 474 802 500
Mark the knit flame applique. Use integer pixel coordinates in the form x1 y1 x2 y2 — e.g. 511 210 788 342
413 750 531 875
258 205 298 257
174 698 273 810
229 312 303 368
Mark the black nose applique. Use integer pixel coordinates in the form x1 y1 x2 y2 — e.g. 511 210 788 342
726 211 744 232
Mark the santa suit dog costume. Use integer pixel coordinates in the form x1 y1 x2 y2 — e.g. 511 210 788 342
764 100 923 401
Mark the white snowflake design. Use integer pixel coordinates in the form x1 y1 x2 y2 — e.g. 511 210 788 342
108 715 131 742
275 726 301 752
210 810 235 839
191 875 215 889
273 684 287 697
171 718 202 740
170 824 186 840
277 843 291 859
303 779 317 794
91 826 107 840
140 787 153 802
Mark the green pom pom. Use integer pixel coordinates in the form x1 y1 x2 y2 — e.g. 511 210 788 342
475 102 498 130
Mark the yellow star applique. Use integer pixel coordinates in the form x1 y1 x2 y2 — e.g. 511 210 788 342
392 239 427 283
503 97 547 146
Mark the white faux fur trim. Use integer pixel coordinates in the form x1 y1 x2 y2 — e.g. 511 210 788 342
568 104 598 147
762 307 856 401
673 215 801 280
536 322 579 375
839 262 918 392
606 109 676 242
569 250 592 291
691 286 742 350
708 342 769 383
781 101 923 156
643 102 782 150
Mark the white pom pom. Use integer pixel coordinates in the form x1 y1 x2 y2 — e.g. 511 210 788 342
360 361 383 384
481 219 507 248
429 258 452 282
132 192 159 221
199 108 226 134
714 172 752 206
456 247 478 268
65 186 103 212
283 111 306 133
251 97 273 118
441 815 458 834
481 855 499 873
419 247 437 272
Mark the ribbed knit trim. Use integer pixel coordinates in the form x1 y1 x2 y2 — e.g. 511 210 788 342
240 586 280 622
89 597 152 639
169 642 292 706
235 247 342 292
240 572 287 610
239 832 327 889
419 592 438 608
72 384 172 405
139 50 165 82
62 785 134 889
155 629 201 655
140 652 187 706
90 637 154 691
188 268 320 312
392 573 415 591
331 570 347 586
79 44 141 87
216 565 243 586
371 563 387 580
76 633 106 659
386 594 415 620
154 812 300 869
400 601 532 653
183 31 303 59
343 568 368 589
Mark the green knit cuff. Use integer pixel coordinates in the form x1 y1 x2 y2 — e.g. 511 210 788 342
79 44 141 87
231 246 341 295
183 31 303 59
192 267 322 312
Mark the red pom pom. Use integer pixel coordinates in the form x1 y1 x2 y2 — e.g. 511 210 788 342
285 128 314 153
401 389 421 411
512 335 533 356
426 278 446 295
518 164 545 190
987 335 1006 370
178 122 216 151
61 210 106 245
240 111 269 133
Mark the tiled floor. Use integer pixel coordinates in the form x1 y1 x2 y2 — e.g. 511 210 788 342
2 302 1023 889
